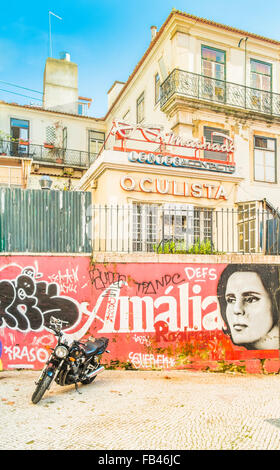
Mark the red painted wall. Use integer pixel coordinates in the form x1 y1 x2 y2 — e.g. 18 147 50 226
0 256 279 373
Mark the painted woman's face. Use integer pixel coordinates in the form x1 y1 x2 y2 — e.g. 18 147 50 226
225 272 274 348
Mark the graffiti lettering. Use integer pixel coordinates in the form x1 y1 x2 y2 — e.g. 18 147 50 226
132 334 152 347
184 267 217 281
135 273 185 294
0 266 80 332
4 345 49 363
48 267 79 294
128 351 175 369
89 267 127 290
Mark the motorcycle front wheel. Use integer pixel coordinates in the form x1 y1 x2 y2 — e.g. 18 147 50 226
31 374 53 404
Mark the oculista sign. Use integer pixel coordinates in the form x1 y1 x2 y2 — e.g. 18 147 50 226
120 175 228 200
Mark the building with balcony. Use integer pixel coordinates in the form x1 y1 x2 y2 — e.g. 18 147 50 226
1 9 280 254
76 9 280 255
0 53 106 189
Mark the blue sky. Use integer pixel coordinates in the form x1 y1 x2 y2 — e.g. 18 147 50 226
1 0 280 117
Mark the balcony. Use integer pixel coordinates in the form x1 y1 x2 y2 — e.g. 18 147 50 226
0 140 98 169
160 69 280 118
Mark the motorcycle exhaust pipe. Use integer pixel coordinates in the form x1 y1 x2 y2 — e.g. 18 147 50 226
87 365 105 379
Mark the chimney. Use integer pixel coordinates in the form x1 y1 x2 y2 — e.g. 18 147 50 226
59 51 71 62
43 52 78 114
107 81 125 109
151 26 157 41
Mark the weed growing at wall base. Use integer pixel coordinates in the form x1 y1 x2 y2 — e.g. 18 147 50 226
155 239 220 254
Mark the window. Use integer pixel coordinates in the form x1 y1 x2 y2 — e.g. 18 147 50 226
201 46 226 102
194 208 213 243
10 118 29 155
46 125 56 145
122 110 131 122
132 203 213 252
0 166 22 187
133 203 159 252
136 92 145 124
203 126 229 161
250 59 272 112
88 130 105 160
77 97 91 116
254 136 276 183
78 103 84 115
237 202 258 253
155 73 160 104
162 204 193 246
62 127 67 149
251 60 272 92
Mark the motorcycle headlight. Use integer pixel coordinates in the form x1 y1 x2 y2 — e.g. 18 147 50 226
55 345 68 359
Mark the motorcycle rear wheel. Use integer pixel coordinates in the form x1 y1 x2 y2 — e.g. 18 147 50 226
31 374 53 404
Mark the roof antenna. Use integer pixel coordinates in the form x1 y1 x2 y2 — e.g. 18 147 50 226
49 11 62 58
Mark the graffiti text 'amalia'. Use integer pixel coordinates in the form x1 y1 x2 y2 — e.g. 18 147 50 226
96 280 224 334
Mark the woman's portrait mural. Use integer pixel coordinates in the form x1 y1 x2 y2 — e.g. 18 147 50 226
217 264 280 350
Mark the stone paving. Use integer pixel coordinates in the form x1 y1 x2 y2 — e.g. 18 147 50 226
2 369 280 450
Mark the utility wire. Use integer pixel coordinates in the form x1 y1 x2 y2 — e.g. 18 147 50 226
0 87 42 101
0 79 43 94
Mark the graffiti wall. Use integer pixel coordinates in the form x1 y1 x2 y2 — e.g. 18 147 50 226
0 256 279 372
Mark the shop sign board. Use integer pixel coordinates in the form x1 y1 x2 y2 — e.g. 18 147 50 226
120 175 228 200
110 120 236 174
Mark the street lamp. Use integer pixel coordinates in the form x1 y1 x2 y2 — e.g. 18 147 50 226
39 175 53 190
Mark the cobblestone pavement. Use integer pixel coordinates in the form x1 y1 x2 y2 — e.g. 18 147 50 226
2 369 280 450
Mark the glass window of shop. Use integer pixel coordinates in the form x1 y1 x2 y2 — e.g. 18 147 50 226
132 203 213 253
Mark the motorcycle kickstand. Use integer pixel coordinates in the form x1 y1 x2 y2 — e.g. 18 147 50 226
75 381 82 395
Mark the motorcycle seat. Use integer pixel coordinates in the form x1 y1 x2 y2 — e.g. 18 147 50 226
83 337 109 356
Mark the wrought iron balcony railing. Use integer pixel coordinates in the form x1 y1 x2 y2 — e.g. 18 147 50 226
0 140 98 168
160 69 280 117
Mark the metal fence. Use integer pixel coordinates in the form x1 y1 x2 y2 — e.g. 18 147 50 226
0 187 92 253
160 69 280 117
1 196 279 255
91 204 280 255
0 140 98 169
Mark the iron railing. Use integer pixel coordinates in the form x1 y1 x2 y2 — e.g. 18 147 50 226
160 69 280 117
0 140 98 168
91 204 280 255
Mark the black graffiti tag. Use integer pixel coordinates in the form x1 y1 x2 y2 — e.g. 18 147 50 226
0 267 79 332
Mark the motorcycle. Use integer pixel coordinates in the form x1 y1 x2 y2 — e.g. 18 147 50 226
31 316 109 404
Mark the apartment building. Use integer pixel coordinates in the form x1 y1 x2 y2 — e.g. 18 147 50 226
78 10 280 254
0 53 106 189
1 9 280 253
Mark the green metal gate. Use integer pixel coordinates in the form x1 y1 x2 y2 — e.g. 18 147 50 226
0 188 92 253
